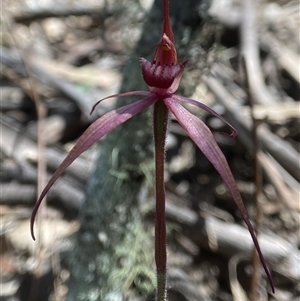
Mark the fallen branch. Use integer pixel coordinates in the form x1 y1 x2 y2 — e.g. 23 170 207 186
163 201 300 280
12 4 107 23
1 46 112 121
168 268 212 301
0 181 84 211
261 33 300 84
203 75 300 182
240 0 278 105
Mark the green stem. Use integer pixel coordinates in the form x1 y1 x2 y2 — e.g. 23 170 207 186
153 101 169 301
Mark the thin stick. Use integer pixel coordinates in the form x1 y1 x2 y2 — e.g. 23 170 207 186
4 12 48 301
240 0 269 297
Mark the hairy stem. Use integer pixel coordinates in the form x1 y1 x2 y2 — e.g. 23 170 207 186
153 101 169 301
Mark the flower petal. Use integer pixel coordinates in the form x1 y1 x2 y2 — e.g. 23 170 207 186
90 91 150 115
164 97 274 293
31 95 158 240
173 94 237 137
140 58 187 95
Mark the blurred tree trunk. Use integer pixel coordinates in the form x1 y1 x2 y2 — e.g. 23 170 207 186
66 1 208 300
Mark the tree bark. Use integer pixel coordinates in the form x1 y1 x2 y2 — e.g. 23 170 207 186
66 1 207 300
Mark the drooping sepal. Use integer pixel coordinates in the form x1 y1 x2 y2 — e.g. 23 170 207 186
140 58 187 96
164 98 275 293
30 95 158 240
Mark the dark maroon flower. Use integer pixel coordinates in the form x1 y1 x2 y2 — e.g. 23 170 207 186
31 0 274 298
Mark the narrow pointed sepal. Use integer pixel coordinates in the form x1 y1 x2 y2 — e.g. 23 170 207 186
31 95 158 240
164 97 275 293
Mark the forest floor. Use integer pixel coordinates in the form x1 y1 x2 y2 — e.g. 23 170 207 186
1 0 299 301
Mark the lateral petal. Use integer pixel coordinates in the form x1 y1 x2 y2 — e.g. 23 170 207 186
90 91 151 115
31 95 158 240
164 97 274 293
173 94 237 137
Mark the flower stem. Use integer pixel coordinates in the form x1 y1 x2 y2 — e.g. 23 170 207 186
153 101 169 301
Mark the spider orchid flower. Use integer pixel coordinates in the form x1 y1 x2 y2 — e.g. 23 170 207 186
31 0 274 298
